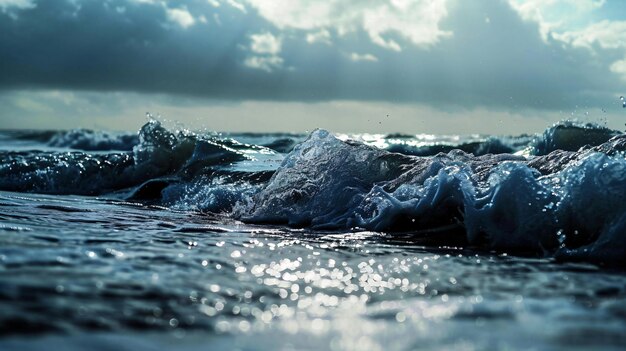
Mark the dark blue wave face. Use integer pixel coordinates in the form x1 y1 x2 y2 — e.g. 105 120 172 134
0 119 625 267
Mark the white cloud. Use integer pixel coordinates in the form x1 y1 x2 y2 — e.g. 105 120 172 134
243 55 284 72
226 0 246 13
349 52 378 62
507 1 626 86
507 0 623 50
362 0 451 51
610 57 626 79
552 20 626 50
166 7 195 29
243 0 452 51
243 1 339 30
130 0 158 4
508 0 606 41
245 32 283 71
306 29 332 45
0 0 35 12
129 1 199 29
250 32 281 55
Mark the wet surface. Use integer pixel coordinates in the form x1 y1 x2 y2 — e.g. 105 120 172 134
1 191 625 350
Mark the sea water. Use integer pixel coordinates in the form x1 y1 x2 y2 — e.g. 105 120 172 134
0 120 625 350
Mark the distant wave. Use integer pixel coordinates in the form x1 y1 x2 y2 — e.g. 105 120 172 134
0 120 262 195
4 129 140 151
381 120 618 157
530 120 620 156
385 137 516 156
47 129 139 151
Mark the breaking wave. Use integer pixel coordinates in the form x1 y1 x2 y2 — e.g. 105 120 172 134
1 119 625 267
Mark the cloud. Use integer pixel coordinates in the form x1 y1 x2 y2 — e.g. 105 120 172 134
361 0 451 51
349 52 378 62
243 55 283 72
553 20 626 50
610 57 626 79
245 32 283 71
249 32 281 54
4 88 625 134
243 0 451 51
0 0 623 114
165 6 195 28
242 1 340 30
306 29 331 45
507 0 626 83
0 0 35 17
226 0 246 13
0 0 35 11
507 0 606 40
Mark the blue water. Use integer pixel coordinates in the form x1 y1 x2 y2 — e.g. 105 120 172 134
1 120 626 350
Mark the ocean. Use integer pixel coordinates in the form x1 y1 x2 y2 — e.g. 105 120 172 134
0 119 625 350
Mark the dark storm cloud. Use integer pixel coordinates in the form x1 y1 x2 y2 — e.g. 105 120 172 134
0 0 260 95
0 0 622 110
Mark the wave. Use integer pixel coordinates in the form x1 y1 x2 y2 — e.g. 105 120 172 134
237 127 626 267
1 119 625 267
0 120 254 195
47 129 139 151
385 137 516 156
379 121 618 157
2 129 140 151
530 120 620 156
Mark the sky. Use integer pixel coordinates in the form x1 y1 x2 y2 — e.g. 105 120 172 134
0 0 624 134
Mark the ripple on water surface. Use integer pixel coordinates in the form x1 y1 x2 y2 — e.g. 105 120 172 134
0 192 625 350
